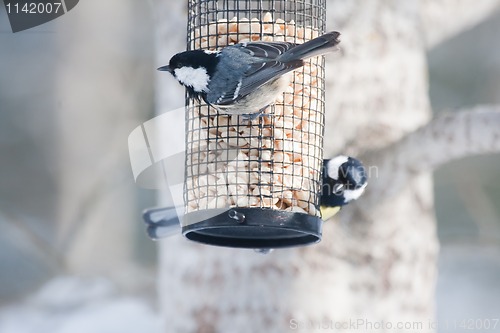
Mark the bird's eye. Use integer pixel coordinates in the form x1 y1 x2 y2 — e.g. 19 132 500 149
333 183 344 195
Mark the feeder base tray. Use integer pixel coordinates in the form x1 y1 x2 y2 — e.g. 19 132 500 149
182 208 322 248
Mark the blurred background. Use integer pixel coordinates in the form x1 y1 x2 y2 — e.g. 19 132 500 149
429 11 500 324
0 1 499 332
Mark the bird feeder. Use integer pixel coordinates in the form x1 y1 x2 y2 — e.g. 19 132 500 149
182 0 327 248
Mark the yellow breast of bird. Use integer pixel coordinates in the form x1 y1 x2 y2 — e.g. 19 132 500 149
320 206 341 222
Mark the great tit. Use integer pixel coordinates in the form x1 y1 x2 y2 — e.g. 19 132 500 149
158 31 340 116
320 155 368 221
143 155 367 239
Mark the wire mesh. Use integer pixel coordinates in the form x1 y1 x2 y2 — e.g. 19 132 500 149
184 0 327 222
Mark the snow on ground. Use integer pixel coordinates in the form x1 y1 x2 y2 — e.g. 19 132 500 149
1 244 499 333
0 276 162 333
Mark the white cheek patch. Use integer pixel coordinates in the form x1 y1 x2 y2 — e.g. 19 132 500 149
343 182 368 202
174 67 210 92
326 155 349 180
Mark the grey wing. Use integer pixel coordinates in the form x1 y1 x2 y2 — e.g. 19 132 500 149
210 59 303 105
237 41 296 59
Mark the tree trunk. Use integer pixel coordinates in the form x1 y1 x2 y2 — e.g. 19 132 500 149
156 1 500 332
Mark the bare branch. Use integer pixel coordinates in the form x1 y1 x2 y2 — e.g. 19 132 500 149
361 105 500 210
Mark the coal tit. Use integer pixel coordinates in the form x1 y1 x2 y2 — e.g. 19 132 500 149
158 31 340 116
320 155 368 221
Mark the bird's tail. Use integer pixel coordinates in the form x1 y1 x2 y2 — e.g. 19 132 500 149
277 31 341 63
143 206 181 239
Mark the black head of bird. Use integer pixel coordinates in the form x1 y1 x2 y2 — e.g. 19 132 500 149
320 155 368 220
158 50 219 100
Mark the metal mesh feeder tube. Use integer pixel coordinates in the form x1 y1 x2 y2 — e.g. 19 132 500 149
182 0 327 248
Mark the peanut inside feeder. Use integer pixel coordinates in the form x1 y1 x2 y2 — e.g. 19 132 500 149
183 5 326 248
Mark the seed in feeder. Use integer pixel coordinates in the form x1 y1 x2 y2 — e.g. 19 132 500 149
228 33 239 43
275 200 287 210
275 19 286 32
274 152 291 164
236 196 259 207
228 183 248 197
218 21 229 35
273 128 285 139
252 187 279 206
262 12 273 23
284 94 294 105
187 202 198 212
208 23 219 36
226 137 248 147
285 206 308 214
229 20 238 32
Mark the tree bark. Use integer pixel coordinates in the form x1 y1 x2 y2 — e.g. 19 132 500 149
157 1 499 332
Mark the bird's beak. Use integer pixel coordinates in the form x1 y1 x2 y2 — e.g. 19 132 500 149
157 65 171 72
